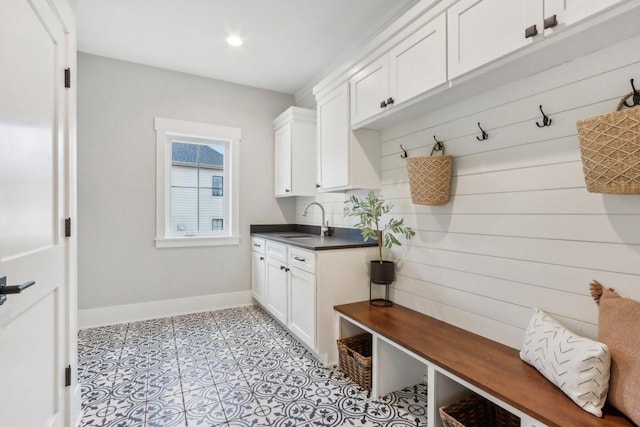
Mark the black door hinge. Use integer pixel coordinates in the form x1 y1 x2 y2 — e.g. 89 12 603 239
65 365 72 387
65 218 71 237
64 68 71 88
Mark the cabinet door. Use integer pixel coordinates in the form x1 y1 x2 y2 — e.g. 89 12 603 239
266 257 288 324
389 13 447 105
317 82 350 190
448 0 541 79
288 267 316 350
543 0 624 31
251 251 267 305
350 56 390 125
274 123 292 197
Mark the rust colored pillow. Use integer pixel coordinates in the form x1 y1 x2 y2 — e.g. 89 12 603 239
591 281 640 424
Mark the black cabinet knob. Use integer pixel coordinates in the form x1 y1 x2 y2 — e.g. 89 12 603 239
285 189 290 193
380 100 387 109
387 97 395 105
315 184 321 188
259 256 264 261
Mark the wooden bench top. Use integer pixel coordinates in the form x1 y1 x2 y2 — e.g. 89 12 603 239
334 301 633 427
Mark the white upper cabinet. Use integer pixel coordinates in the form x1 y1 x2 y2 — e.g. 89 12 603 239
317 82 380 192
543 0 626 33
390 13 447 106
448 0 542 79
350 13 447 125
273 107 316 197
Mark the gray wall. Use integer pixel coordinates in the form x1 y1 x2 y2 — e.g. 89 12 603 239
77 53 295 310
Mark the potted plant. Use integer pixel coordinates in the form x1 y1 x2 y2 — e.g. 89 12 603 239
344 190 415 287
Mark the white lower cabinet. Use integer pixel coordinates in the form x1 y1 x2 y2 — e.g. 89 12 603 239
288 266 316 349
251 236 376 364
266 256 289 325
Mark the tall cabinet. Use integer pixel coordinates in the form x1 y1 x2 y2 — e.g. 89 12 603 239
273 107 316 197
316 82 380 192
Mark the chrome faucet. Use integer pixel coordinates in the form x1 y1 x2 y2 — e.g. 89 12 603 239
302 202 329 237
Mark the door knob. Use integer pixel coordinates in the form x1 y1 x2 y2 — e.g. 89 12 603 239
0 276 36 305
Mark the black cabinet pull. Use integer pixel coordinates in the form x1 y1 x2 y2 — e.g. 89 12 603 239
293 256 306 262
315 184 321 188
284 267 290 272
253 243 261 247
259 256 264 261
525 24 538 38
387 97 395 105
285 189 290 193
380 100 387 109
544 15 557 29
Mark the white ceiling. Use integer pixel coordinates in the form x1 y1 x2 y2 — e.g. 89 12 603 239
76 0 418 95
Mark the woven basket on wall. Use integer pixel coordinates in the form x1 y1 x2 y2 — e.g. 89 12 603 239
576 92 640 194
406 142 453 205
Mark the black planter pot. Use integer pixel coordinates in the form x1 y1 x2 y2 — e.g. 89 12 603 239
369 260 394 307
370 260 395 284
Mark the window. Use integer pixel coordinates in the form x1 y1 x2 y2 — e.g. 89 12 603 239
212 176 223 196
155 117 240 248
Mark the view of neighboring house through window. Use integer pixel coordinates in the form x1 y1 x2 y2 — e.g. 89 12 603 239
155 117 240 248
171 141 225 234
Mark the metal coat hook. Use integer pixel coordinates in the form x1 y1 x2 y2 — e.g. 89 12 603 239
623 78 640 107
400 144 408 159
536 105 552 127
476 122 488 141
433 135 444 152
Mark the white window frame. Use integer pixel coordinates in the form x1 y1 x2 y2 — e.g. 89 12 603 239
154 117 240 248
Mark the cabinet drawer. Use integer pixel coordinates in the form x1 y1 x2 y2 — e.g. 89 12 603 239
266 240 288 262
288 247 316 274
251 237 266 254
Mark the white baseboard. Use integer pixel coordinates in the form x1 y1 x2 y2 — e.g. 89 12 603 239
78 291 253 329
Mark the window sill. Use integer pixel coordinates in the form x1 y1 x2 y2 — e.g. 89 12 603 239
155 235 241 248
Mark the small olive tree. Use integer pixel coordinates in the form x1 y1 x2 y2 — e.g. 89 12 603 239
344 191 415 263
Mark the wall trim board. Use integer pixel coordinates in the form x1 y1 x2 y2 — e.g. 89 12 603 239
78 291 253 329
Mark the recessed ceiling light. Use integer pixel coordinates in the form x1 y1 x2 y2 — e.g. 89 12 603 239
226 35 243 47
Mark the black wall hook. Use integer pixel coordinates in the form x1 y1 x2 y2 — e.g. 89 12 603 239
400 144 408 159
433 135 443 152
536 105 552 127
623 79 640 108
476 122 488 141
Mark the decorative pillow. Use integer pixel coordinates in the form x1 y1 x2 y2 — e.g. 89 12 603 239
591 281 640 425
520 308 610 417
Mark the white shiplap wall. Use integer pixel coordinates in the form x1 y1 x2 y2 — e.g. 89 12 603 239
297 35 640 350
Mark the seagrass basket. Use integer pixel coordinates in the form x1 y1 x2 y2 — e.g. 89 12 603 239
439 394 520 427
406 141 453 205
337 333 372 390
576 92 640 194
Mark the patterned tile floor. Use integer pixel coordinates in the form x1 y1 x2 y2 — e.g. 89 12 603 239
79 305 428 427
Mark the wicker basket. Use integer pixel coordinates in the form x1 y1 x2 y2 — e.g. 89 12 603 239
337 334 372 390
576 92 640 194
439 395 520 427
406 142 453 205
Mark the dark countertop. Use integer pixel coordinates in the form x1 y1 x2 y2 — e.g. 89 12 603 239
250 224 377 251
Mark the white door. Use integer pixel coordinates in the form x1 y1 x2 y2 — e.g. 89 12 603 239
389 13 447 105
251 251 267 305
265 258 288 324
274 123 292 197
350 56 390 124
448 0 542 78
288 267 316 350
0 1 75 426
317 82 350 191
